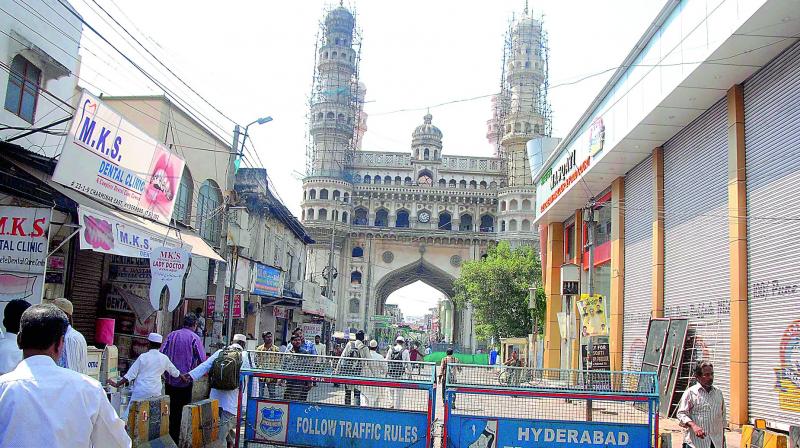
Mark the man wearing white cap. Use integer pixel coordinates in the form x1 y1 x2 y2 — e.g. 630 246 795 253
362 339 387 407
46 297 88 374
107 332 180 421
385 335 410 409
187 333 247 448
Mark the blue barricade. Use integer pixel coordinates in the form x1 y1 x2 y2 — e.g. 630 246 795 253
237 351 437 447
443 366 659 448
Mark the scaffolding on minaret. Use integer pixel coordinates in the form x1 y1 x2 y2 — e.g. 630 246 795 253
304 2 364 182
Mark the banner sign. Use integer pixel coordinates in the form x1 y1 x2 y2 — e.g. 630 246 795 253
253 263 282 297
577 294 609 337
206 294 243 319
149 246 190 312
54 91 185 224
300 323 322 339
450 416 650 448
0 206 50 305
78 205 187 258
273 306 289 319
246 400 427 447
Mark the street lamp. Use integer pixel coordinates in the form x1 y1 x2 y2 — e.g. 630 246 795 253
234 116 273 172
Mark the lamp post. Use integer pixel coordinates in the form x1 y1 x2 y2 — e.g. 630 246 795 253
213 116 273 348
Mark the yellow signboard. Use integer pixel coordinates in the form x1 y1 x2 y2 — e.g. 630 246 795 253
577 294 608 337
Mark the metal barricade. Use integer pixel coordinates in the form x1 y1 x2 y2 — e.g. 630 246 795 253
237 351 436 447
443 365 659 448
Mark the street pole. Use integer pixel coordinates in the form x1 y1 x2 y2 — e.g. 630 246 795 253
227 245 239 344
212 125 240 348
325 209 337 300
584 198 596 421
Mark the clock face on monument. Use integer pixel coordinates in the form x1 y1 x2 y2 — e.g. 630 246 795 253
418 211 431 223
418 175 433 186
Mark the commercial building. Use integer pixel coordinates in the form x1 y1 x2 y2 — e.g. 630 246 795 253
534 0 800 430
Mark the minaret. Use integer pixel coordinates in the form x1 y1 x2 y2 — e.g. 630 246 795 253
309 6 360 179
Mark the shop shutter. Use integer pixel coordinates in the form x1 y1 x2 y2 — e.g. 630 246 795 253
662 98 730 417
744 41 800 430
623 155 653 372
69 249 105 344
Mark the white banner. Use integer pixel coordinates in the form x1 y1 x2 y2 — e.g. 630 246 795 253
301 323 322 339
149 246 190 312
78 205 189 259
54 91 185 224
0 206 51 304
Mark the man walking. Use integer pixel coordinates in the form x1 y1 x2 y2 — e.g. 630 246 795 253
161 313 206 442
386 335 410 409
439 348 460 409
338 330 369 405
48 298 88 374
283 334 312 401
0 304 131 447
677 361 726 448
187 334 246 448
0 299 30 374
362 339 386 407
255 331 280 399
314 335 327 357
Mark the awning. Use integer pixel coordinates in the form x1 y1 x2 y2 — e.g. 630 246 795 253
49 180 223 261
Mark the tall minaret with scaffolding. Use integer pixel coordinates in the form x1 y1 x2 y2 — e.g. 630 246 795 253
301 4 362 310
494 4 551 247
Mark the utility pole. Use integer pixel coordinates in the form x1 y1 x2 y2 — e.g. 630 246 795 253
323 211 338 310
584 196 596 421
227 245 239 344
212 125 240 348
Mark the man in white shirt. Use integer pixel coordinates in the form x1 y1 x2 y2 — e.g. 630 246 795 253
676 361 726 448
0 299 31 375
47 297 88 374
362 339 387 407
0 304 131 448
314 335 327 357
188 333 246 448
108 333 181 421
385 335 411 409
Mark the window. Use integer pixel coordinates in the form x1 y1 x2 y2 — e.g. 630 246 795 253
469 180 477 189
374 175 382 184
343 192 349 203
396 210 409 228
320 189 329 199
352 246 364 257
404 177 412 186
349 298 360 314
287 252 295 281
342 211 348 223
197 180 222 245
363 175 371 184
449 179 456 188
438 212 452 231
384 176 391 185
4 55 41 123
480 214 494 232
500 201 507 212
509 220 518 231
439 179 447 188
522 219 531 232
333 190 341 200
565 223 575 261
318 208 328 220
309 189 317 200
375 209 389 227
490 181 497 189
522 199 531 210
172 168 193 225
354 208 368 225
307 208 315 220
459 214 473 232
424 148 430 160
510 199 519 210
418 171 433 187
394 176 402 185
332 210 339 221
350 271 362 285
303 190 307 200
479 181 487 189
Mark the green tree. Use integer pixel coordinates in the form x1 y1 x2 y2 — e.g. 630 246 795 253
453 241 545 343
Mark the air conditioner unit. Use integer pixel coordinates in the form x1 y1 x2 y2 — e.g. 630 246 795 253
227 207 250 249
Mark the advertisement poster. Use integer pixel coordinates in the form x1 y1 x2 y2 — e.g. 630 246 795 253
0 206 51 331
149 246 190 312
577 294 608 337
206 294 244 319
301 323 322 339
253 263 283 297
450 416 650 448
78 205 188 258
53 91 185 224
247 400 428 447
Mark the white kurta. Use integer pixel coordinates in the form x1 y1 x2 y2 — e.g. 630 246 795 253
361 350 387 407
62 325 88 374
0 355 131 448
0 332 22 375
122 349 180 419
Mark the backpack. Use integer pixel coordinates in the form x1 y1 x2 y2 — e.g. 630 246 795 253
209 347 243 390
387 348 405 378
340 343 363 375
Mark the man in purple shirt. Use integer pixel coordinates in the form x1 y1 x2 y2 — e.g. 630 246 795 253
160 313 206 441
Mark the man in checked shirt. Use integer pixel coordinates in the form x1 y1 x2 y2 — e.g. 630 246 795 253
677 361 726 448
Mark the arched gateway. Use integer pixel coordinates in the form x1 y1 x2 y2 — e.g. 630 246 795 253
299 5 547 350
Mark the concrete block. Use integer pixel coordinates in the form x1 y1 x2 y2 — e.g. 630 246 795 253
742 424 754 448
763 430 788 448
753 429 765 448
134 435 177 448
790 426 799 448
659 433 672 448
127 395 172 447
179 398 223 448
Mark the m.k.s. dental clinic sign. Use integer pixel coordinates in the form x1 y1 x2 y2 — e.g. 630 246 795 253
536 117 605 215
0 206 50 306
53 90 185 224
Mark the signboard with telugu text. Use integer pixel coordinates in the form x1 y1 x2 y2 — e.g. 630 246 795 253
206 294 244 319
253 263 283 297
53 91 185 224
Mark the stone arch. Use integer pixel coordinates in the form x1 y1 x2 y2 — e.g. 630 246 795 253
318 208 328 220
374 175 382 184
375 208 389 227
439 178 447 188
510 199 518 210
309 189 317 200
459 213 473 231
509 219 518 231
395 209 410 228
522 219 531 232
522 199 531 210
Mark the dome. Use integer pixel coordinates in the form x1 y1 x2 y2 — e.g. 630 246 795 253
412 113 443 140
325 6 355 33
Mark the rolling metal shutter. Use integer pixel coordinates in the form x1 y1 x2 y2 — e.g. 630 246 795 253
623 155 653 372
744 41 800 430
68 249 105 344
663 98 730 416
